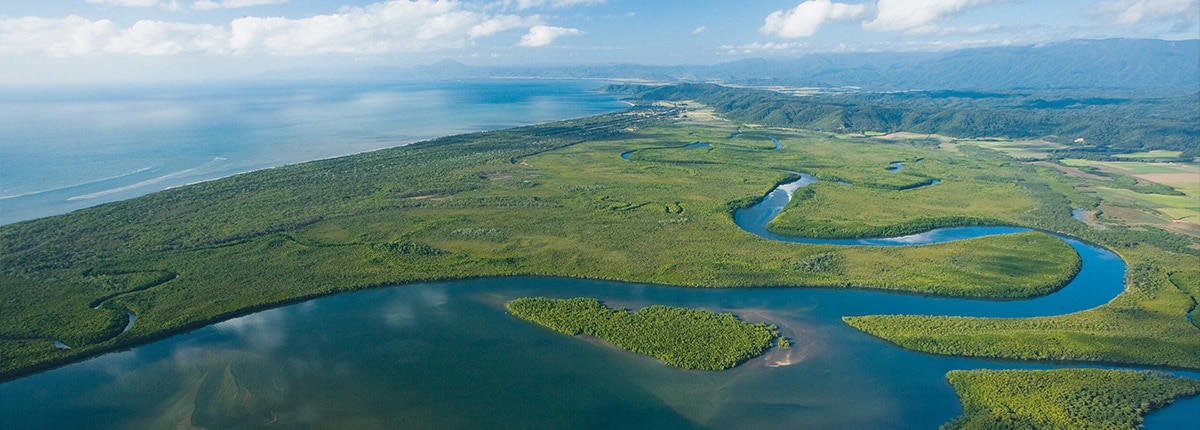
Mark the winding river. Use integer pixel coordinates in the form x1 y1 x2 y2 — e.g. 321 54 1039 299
1 167 1197 429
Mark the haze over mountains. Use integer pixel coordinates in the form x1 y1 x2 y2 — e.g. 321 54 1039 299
388 39 1198 92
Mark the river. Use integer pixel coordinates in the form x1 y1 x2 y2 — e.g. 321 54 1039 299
2 171 1196 429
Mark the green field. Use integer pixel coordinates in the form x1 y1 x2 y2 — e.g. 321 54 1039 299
1114 150 1185 160
958 139 1069 160
1051 158 1200 233
507 297 779 370
1062 158 1199 176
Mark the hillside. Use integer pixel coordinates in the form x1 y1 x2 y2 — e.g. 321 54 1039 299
398 39 1200 92
605 83 1200 160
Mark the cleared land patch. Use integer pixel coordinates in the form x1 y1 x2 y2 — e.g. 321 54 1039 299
960 138 1069 160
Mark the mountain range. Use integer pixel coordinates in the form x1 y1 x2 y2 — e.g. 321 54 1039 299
386 39 1198 92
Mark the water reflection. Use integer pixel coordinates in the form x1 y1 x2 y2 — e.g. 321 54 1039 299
212 311 287 352
1 277 1196 429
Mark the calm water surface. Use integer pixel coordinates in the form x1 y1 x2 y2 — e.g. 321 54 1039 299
3 277 1196 429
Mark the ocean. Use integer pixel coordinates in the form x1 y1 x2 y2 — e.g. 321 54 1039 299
0 79 626 225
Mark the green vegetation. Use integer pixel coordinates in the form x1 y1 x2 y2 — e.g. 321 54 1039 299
506 297 778 370
955 138 1068 160
942 369 1200 430
1039 158 1200 236
1114 150 1185 160
610 83 1200 159
844 248 1200 369
0 104 1094 379
1 82 1197 430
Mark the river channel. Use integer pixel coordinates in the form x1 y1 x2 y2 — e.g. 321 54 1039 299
1 173 1196 429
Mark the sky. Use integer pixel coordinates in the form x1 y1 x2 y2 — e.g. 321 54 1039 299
1 0 1197 83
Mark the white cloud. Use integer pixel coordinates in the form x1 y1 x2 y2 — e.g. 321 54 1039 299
863 0 1005 32
85 0 163 6
1 16 119 57
193 0 289 10
761 0 872 38
720 41 807 55
1 0 539 57
110 20 230 55
933 23 1004 36
692 26 707 34
0 16 229 57
1090 0 1199 25
512 0 604 10
518 25 582 47
762 0 1013 37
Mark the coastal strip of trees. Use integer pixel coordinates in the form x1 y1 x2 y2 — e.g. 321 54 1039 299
942 369 1200 430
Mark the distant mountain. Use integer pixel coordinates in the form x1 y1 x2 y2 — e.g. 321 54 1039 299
386 39 1198 92
605 82 1199 159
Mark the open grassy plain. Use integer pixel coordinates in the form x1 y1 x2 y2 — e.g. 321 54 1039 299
951 138 1069 160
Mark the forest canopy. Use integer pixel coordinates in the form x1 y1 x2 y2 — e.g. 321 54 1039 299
507 297 780 370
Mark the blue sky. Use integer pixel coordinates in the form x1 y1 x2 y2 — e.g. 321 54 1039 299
2 0 1197 83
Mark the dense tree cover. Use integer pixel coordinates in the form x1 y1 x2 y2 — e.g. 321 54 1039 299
608 84 1199 159
845 248 1200 369
507 297 778 370
1 108 1098 379
942 369 1200 430
1167 270 1200 330
0 83 1195 413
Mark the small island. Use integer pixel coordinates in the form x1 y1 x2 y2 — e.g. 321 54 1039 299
507 297 782 370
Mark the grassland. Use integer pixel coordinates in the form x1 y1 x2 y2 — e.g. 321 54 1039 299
942 369 1200 430
507 297 779 370
1043 158 1200 237
1114 150 1185 160
951 138 1069 160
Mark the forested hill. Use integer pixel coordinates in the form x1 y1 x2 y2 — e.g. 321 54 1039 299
400 39 1200 93
605 83 1199 160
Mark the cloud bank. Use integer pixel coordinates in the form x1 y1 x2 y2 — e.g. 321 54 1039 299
761 0 871 37
84 0 163 6
518 25 583 47
1090 0 1199 25
0 0 567 57
511 0 604 10
193 0 290 10
762 0 1009 37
